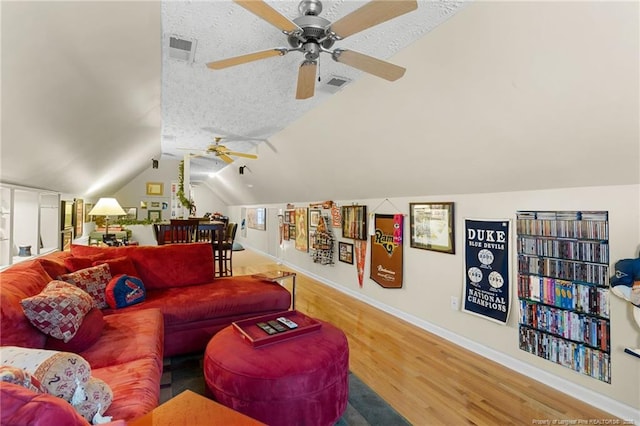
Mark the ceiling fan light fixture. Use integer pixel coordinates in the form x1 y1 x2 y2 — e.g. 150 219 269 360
299 0 322 16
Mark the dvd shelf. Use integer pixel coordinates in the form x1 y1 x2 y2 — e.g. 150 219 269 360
516 210 610 383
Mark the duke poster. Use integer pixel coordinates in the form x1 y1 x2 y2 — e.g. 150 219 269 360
462 219 511 324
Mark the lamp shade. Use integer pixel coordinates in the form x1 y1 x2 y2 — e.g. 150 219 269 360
88 198 126 216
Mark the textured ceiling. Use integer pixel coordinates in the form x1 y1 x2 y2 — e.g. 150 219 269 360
161 0 466 178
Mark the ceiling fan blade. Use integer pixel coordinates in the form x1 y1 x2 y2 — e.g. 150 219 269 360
206 49 284 70
227 152 258 159
330 0 418 39
218 153 235 164
332 49 405 81
234 0 300 33
296 61 317 100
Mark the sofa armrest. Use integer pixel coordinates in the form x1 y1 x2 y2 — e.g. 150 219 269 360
1 382 89 426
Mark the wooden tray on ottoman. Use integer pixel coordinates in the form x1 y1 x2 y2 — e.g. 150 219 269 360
232 310 321 348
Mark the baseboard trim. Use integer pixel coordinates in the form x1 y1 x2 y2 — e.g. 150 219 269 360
255 248 639 424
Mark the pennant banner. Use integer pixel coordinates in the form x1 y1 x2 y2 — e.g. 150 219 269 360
370 214 403 288
355 240 367 288
462 219 511 324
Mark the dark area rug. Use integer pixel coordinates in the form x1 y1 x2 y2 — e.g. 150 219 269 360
160 352 411 426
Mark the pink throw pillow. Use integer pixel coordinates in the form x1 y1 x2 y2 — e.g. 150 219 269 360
21 281 94 342
45 308 105 353
59 264 112 309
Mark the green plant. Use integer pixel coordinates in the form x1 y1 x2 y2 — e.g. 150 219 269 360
116 217 157 225
177 160 194 211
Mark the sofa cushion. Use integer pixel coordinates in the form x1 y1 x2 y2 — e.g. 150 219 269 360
0 366 45 394
45 308 105 353
0 346 91 403
0 261 53 348
64 254 107 273
36 258 70 280
21 281 94 343
92 357 162 422
105 275 146 309
59 264 112 309
71 243 215 290
93 256 138 278
78 308 164 371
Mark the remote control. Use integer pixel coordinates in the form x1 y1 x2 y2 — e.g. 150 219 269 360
256 322 278 335
277 317 298 329
267 320 288 333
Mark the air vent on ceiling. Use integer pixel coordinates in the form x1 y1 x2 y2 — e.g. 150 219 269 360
318 75 352 94
168 35 197 63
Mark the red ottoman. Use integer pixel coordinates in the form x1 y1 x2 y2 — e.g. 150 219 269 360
204 320 349 426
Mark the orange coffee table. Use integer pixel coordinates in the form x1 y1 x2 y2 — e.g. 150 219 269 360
128 390 266 426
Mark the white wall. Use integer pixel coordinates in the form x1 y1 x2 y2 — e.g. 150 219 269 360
229 184 640 421
114 159 229 222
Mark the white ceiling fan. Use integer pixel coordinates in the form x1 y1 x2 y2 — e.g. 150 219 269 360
206 0 418 99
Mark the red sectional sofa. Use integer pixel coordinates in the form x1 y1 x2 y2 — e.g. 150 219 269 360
0 242 291 424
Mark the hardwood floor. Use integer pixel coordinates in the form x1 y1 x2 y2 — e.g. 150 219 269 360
233 250 620 425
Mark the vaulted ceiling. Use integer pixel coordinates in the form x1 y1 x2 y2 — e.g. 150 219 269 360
2 1 638 205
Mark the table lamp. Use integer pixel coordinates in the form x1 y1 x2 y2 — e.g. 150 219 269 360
88 198 126 235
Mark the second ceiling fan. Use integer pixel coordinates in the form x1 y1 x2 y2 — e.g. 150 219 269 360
187 137 258 164
206 0 418 99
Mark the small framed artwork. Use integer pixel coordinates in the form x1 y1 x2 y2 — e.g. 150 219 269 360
339 242 354 264
294 207 308 252
247 207 267 231
146 182 164 196
341 205 367 240
409 202 455 254
309 209 321 228
61 229 73 252
283 223 290 240
151 201 160 208
284 210 293 224
73 198 83 237
84 203 93 223
148 210 161 221
289 224 296 240
123 207 137 220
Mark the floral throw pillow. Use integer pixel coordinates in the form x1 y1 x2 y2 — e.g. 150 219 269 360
59 263 112 309
21 280 94 342
0 346 91 403
74 376 113 424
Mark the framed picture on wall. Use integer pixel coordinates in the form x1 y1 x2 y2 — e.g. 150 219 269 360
294 207 308 252
409 202 455 254
309 209 321 227
341 205 367 240
148 210 161 221
73 199 83 237
146 182 164 196
123 207 137 220
247 207 267 230
339 241 354 264
84 203 93 223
